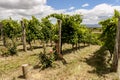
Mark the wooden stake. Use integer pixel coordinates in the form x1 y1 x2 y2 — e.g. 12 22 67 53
0 23 3 40
57 19 62 54
112 17 120 72
21 21 27 52
22 64 29 79
57 19 67 64
117 17 120 79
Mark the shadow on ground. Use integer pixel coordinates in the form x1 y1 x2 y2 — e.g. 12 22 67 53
18 75 25 79
17 45 43 52
62 45 88 55
18 44 54 52
85 46 112 76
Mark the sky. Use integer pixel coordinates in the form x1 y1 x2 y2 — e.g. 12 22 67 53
0 0 120 24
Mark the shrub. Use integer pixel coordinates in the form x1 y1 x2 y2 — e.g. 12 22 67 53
0 40 17 56
39 52 53 69
51 47 59 60
8 45 17 56
38 46 60 69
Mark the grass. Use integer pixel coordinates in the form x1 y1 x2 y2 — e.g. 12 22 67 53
0 43 119 80
0 50 40 78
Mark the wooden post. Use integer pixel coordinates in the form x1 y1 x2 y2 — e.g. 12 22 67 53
21 21 27 52
57 19 67 64
57 19 62 54
1 27 2 40
43 41 46 54
0 23 3 40
112 17 120 72
117 17 120 79
22 64 29 79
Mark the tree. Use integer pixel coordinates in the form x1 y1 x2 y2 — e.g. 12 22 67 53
99 10 120 71
77 25 90 46
46 14 83 48
40 17 53 43
0 18 21 55
25 16 42 50
1 18 21 46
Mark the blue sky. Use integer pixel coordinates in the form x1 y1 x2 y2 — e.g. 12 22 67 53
47 0 120 10
46 0 120 24
0 0 120 24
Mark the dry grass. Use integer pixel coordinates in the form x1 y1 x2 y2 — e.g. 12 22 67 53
0 43 119 80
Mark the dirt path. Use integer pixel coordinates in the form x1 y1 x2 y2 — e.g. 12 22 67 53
0 45 118 80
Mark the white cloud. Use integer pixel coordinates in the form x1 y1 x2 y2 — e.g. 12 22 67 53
67 3 120 24
0 0 46 9
0 0 66 20
69 6 75 10
0 1 120 25
82 3 89 7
